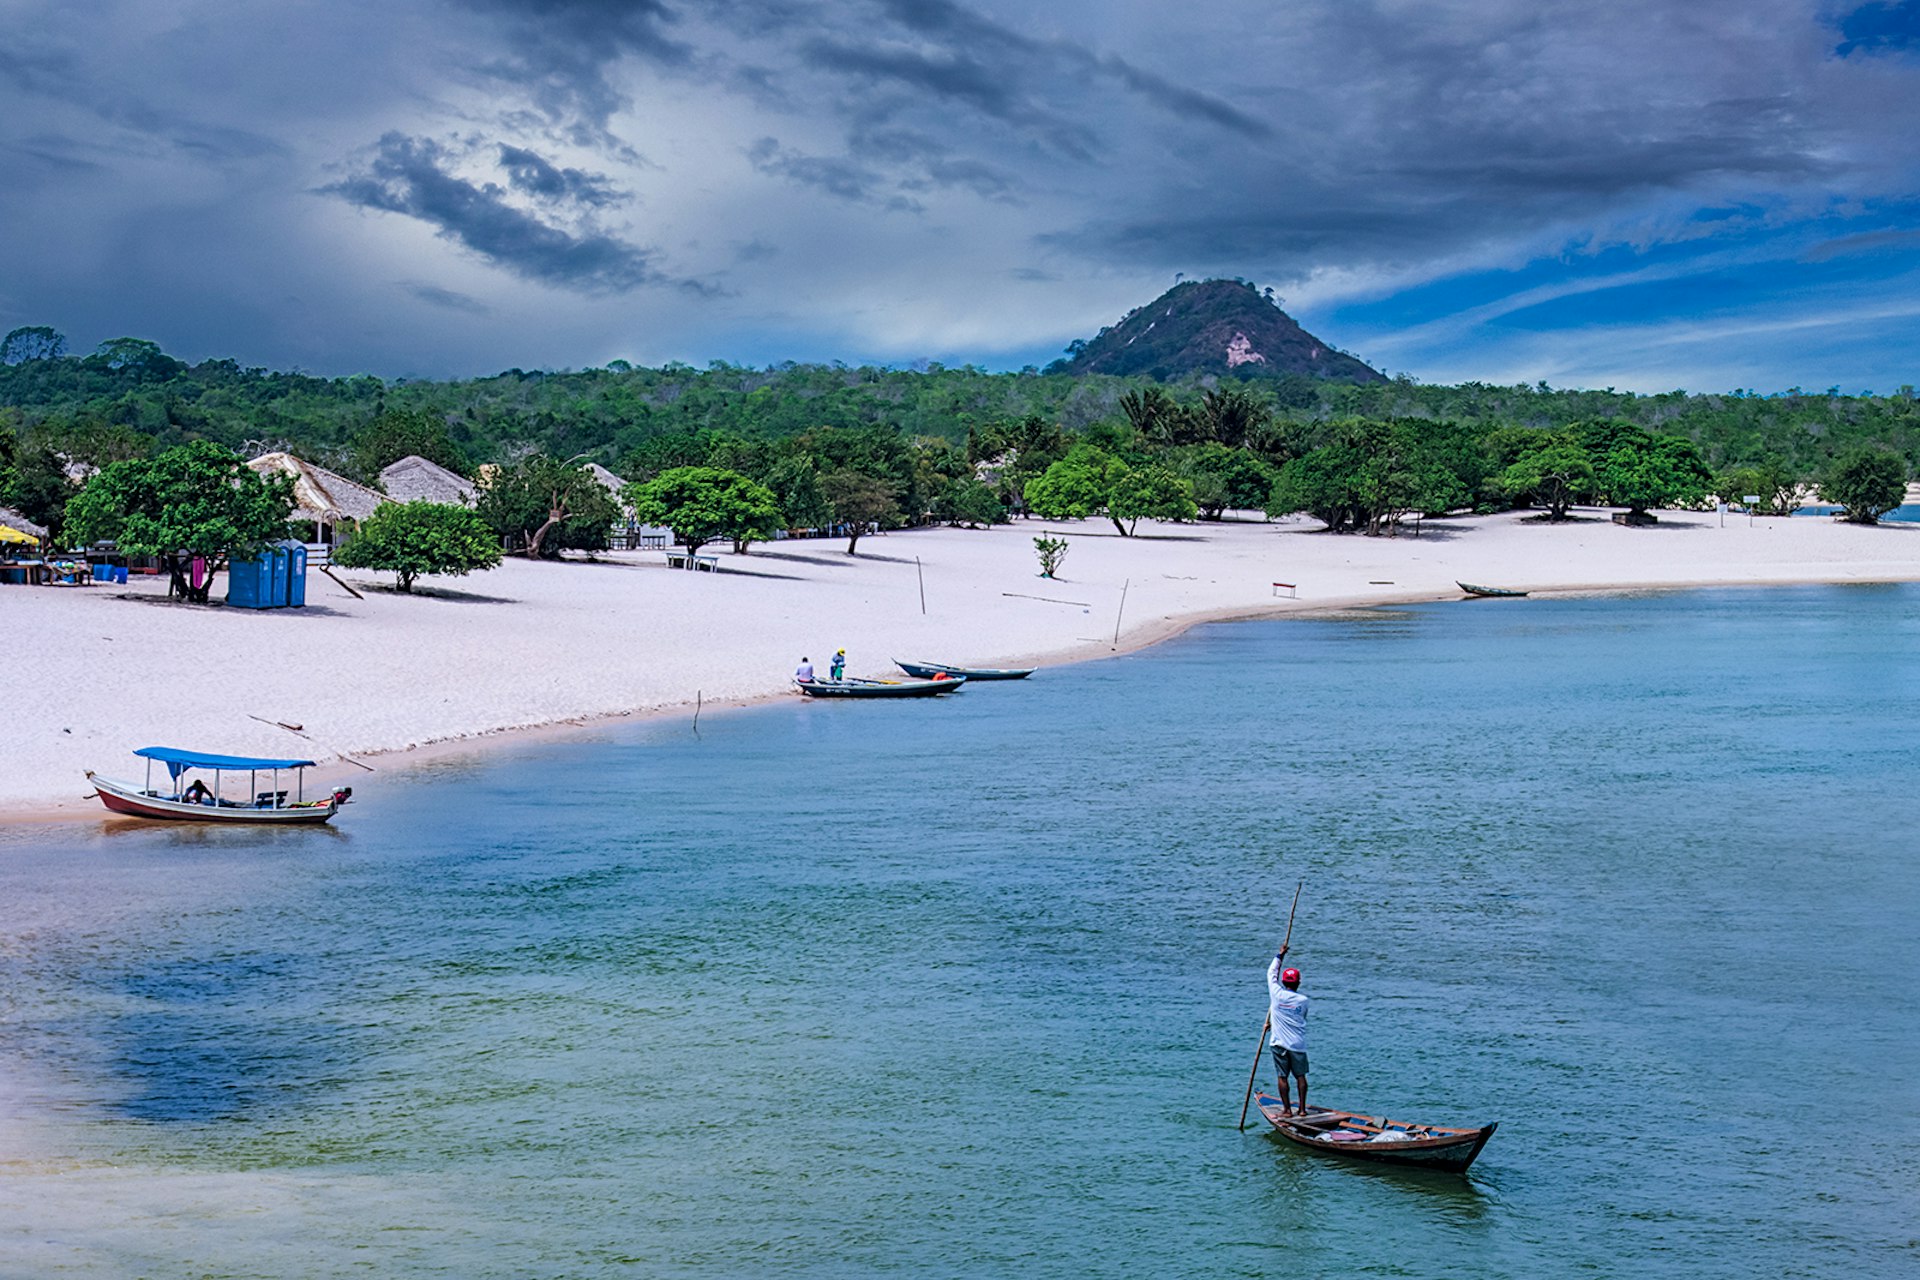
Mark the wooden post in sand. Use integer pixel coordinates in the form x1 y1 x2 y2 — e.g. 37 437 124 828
1111 579 1129 649
916 557 926 615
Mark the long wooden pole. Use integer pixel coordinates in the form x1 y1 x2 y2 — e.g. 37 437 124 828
1238 880 1303 1130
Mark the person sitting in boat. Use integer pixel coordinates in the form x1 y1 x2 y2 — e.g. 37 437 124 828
1267 945 1310 1117
830 648 846 680
794 656 815 684
181 779 216 805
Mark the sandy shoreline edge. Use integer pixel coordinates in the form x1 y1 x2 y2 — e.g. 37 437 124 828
8 508 1919 827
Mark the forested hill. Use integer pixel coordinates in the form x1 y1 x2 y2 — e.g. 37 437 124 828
1051 279 1388 384
1 327 1918 484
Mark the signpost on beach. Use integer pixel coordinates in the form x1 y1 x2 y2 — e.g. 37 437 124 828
1744 495 1761 527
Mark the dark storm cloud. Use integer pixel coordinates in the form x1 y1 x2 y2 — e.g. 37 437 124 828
406 283 492 314
872 0 1269 137
1040 1 1868 277
498 144 627 207
323 133 661 293
11 0 1920 386
0 41 280 162
746 137 922 210
460 0 690 136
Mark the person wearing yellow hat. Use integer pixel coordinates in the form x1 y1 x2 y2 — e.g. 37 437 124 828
829 648 847 681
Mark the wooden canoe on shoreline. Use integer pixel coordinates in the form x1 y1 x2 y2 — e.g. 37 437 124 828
1253 1093 1497 1173
1458 582 1529 598
894 659 1035 681
796 675 965 698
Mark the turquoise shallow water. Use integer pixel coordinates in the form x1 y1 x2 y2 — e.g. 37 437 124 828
1 585 1916 1278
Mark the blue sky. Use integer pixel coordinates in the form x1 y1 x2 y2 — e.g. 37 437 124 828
3 0 1920 393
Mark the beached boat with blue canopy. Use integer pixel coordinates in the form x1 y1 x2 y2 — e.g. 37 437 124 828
87 747 352 823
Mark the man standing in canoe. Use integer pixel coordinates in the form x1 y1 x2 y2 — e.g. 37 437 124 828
1267 944 1309 1116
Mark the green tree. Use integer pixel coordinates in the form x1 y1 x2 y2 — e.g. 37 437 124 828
1119 386 1199 447
87 337 185 381
763 455 831 531
1 326 66 365
931 476 1006 527
1714 457 1803 516
63 441 294 601
475 454 620 558
625 466 783 563
1107 463 1197 534
1023 445 1124 528
1495 433 1594 520
1023 445 1195 536
1819 449 1907 524
332 500 501 592
1266 444 1362 531
1 434 77 538
819 468 903 554
1265 419 1470 534
1197 383 1272 448
1174 444 1275 518
1595 429 1710 520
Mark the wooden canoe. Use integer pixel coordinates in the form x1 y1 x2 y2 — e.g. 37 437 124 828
895 659 1035 681
1253 1093 1497 1173
795 675 965 698
1457 582 1529 598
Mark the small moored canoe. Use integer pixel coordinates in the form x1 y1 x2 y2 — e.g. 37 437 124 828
895 660 1035 681
1457 582 1529 598
1253 1093 1497 1174
796 675 965 698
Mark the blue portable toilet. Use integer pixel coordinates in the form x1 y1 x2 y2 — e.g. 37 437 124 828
267 542 289 605
225 541 309 609
226 551 274 608
284 541 307 606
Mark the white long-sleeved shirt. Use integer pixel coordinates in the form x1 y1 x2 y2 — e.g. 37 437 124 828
1266 957 1310 1051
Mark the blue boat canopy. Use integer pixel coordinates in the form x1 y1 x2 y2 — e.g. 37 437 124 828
135 746 317 778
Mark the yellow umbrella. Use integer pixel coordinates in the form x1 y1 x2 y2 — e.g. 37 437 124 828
0 525 39 545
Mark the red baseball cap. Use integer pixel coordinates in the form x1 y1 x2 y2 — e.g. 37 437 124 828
1281 967 1300 985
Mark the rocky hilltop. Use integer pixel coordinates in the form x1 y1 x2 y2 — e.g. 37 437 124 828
1052 278 1386 383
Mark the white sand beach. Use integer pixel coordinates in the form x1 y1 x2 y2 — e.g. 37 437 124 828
7 508 1919 820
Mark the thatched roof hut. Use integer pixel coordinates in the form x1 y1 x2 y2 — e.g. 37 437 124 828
587 462 634 517
380 455 475 505
247 452 387 540
0 505 49 543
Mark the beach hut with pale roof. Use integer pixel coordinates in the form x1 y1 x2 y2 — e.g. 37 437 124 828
0 506 48 546
246 451 387 545
380 455 476 505
585 463 628 507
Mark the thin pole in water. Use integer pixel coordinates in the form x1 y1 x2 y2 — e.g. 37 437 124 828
1111 578 1130 648
1239 880 1303 1130
694 689 702 731
916 557 926 615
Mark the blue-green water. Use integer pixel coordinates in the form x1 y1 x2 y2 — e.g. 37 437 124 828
2 586 1915 1278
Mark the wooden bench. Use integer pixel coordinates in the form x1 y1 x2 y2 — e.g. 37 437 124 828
665 552 721 572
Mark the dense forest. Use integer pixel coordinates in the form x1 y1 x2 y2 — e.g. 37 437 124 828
4 325 1917 475
3 323 1917 553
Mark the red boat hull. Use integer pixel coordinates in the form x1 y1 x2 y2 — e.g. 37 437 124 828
87 773 341 824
